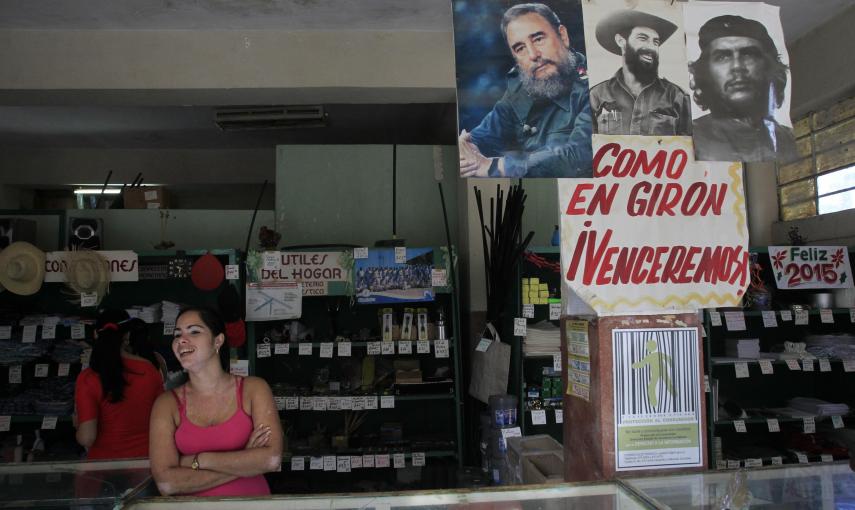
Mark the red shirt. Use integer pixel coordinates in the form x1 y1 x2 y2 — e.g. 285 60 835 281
75 357 163 460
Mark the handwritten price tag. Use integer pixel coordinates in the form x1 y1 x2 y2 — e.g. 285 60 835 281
380 395 395 409
22 325 36 343
225 264 239 280
759 360 774 375
786 359 801 371
337 342 351 357
398 340 412 354
723 311 746 331
726 460 741 469
393 453 406 469
821 454 834 463
291 457 305 471
795 310 809 325
553 353 562 371
744 458 762 468
362 454 375 468
549 302 561 320
319 342 334 358
80 292 98 308
531 410 547 425
820 309 834 324
781 310 793 321
844 360 855 372
735 362 750 379
771 456 783 466
412 452 426 467
41 416 58 430
323 456 336 471
337 457 351 473
555 409 563 423
256 343 272 358
394 247 407 264
381 341 395 355
802 359 814 372
42 324 56 340
522 304 534 319
833 416 845 429
709 311 722 326
803 417 816 434
57 363 70 377
71 324 85 339
367 342 381 355
285 397 298 410
298 343 313 356
819 359 832 372
351 456 363 469
8 365 22 384
0 326 10 339
375 454 390 468
431 269 447 287
0 416 9 432
263 252 280 270
761 311 778 328
274 343 290 355
734 420 747 433
434 339 449 358
309 457 323 470
274 396 286 411
513 318 527 337
416 340 430 354
767 418 780 432
34 364 49 378
353 247 368 259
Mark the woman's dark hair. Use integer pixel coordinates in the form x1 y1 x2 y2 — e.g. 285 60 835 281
125 318 159 368
91 308 130 403
176 306 228 370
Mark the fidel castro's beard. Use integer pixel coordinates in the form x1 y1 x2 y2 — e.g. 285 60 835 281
520 49 578 100
624 43 658 84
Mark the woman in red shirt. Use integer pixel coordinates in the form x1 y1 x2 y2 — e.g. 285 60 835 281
74 309 163 459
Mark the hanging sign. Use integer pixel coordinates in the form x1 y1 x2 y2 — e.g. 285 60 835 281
45 251 139 282
246 282 302 321
613 327 703 471
768 246 852 289
259 251 349 296
559 135 749 315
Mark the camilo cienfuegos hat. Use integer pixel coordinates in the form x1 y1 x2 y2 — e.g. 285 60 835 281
595 9 678 55
697 15 779 56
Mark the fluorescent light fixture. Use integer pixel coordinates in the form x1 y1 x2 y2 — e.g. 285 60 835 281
74 188 122 195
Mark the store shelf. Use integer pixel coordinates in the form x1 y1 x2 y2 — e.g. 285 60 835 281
710 357 855 365
717 457 848 470
260 339 454 349
705 308 854 318
282 449 456 461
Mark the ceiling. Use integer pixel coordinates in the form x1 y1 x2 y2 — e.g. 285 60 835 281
0 0 851 152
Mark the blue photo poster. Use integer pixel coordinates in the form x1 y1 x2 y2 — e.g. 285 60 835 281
355 248 435 304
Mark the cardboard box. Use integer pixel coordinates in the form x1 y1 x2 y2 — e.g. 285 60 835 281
124 186 171 209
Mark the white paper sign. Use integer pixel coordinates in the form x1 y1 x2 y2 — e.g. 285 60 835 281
833 415 845 429
263 251 280 270
781 310 793 321
314 397 329 411
80 292 98 308
274 343 290 355
759 360 774 375
22 325 36 343
337 342 351 357
821 454 834 463
802 359 814 372
768 246 853 289
163 322 175 336
273 396 286 411
744 458 763 468
256 343 272 358
299 397 312 410
845 360 855 372
8 366 21 384
771 456 783 466
412 452 426 467
819 359 832 372
761 311 778 328
803 417 816 434
362 454 375 468
767 418 780 433
820 309 834 324
795 309 809 325
337 456 351 473
726 460 741 469
298 343 313 356
431 269 448 287
394 247 407 264
786 359 801 371
225 264 239 280
41 416 58 430
434 339 449 358
734 362 750 379
549 303 561 320
513 318 527 337
42 324 56 340
393 453 406 469
734 420 747 433
709 311 722 327
381 341 395 355
559 139 749 316
45 251 139 282
353 247 369 259
724 311 746 331
553 353 562 371
351 456 363 469
417 340 430 354
0 326 11 339
34 364 49 378
0 416 9 432
291 457 305 471
309 457 323 470
57 363 70 377
285 397 299 410
398 340 412 354
351 396 365 411
375 454 390 468
380 395 395 409
367 341 381 355
364 396 378 410
555 409 564 423
531 410 547 425
323 456 336 471
245 281 302 321
319 342 334 358
522 304 534 319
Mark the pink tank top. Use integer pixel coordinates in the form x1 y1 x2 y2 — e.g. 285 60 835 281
172 376 271 497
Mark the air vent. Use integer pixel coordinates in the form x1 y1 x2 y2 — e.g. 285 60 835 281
214 105 327 131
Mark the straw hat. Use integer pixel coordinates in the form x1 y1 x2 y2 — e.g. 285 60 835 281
64 249 111 304
0 242 46 296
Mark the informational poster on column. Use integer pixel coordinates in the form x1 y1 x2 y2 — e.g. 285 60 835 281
566 320 591 401
768 246 852 289
612 327 702 471
559 135 750 315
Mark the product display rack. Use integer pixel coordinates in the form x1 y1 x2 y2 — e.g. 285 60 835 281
0 249 239 457
244 246 463 492
702 248 855 471
511 246 563 442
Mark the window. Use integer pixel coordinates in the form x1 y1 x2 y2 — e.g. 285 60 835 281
777 96 855 221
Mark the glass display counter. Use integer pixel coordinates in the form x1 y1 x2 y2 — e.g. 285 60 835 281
123 483 649 509
0 459 152 509
623 461 855 509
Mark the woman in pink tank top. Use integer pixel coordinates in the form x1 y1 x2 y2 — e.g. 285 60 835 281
149 307 283 497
